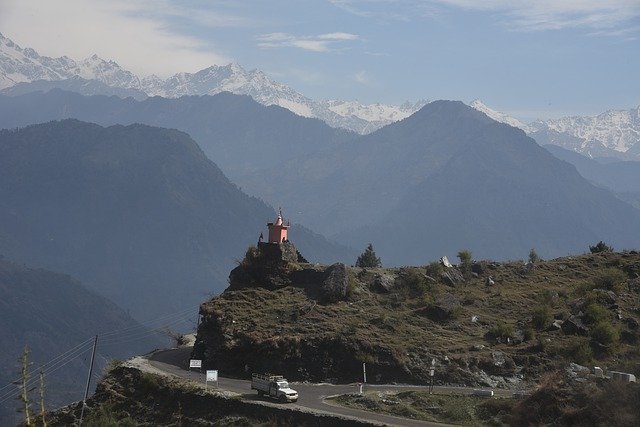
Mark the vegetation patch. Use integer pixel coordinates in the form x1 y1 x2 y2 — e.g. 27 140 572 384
329 391 515 426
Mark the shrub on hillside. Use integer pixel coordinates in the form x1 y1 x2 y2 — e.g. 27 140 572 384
488 322 514 341
457 250 472 273
590 320 620 347
582 303 609 325
397 269 431 298
592 268 627 293
512 372 640 426
531 304 553 330
564 337 593 365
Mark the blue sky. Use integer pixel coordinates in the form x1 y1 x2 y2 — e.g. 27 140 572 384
2 0 639 121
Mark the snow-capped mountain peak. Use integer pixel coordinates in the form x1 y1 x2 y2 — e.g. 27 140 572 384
0 33 430 133
529 106 640 154
469 99 528 131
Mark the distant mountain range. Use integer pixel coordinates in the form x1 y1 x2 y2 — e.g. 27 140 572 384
241 100 640 264
0 33 426 134
0 119 355 320
468 100 640 160
0 90 355 179
1 91 639 264
2 33 637 154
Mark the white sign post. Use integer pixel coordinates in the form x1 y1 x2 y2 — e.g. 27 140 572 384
362 363 367 394
206 370 218 389
189 359 202 370
429 358 436 394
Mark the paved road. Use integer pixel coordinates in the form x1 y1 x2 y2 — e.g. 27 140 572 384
147 348 512 426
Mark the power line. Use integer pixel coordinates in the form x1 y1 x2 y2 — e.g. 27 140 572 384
0 338 94 395
0 304 199 402
0 344 93 404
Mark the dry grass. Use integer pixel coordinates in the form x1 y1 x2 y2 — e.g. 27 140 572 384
199 251 640 384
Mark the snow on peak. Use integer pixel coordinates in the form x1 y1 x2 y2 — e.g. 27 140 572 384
321 99 429 124
0 33 427 134
469 99 528 131
529 106 640 154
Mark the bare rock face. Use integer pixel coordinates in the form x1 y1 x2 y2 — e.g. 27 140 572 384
257 241 299 263
320 263 348 303
441 268 465 286
562 315 590 335
228 242 302 291
371 274 395 293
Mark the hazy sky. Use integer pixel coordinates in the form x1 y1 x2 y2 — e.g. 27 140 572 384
2 0 639 121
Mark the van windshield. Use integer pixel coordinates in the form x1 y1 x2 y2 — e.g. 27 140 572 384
277 381 289 389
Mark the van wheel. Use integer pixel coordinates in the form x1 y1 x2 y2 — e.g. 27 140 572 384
279 394 287 403
257 390 264 396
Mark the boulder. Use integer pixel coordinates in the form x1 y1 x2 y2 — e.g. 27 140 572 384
320 263 349 303
421 293 460 322
561 315 589 336
566 362 590 380
626 317 639 330
371 274 395 294
592 288 617 305
549 319 564 331
440 256 453 268
491 351 506 367
441 268 465 286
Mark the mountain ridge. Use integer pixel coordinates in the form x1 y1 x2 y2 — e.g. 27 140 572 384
0 33 424 134
0 119 355 319
239 100 640 264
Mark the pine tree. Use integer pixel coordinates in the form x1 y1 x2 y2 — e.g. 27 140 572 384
356 243 382 268
590 241 613 253
528 248 540 264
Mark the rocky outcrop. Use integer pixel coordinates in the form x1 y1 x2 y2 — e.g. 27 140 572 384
371 274 395 293
441 268 465 286
320 263 348 303
419 293 460 322
228 242 302 291
562 315 590 335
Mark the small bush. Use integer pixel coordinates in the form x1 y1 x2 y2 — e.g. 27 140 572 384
582 303 609 325
592 268 627 293
425 261 444 278
85 405 137 427
564 337 593 365
489 322 514 340
457 250 472 272
523 327 536 341
398 269 431 298
590 241 613 253
532 305 553 330
590 321 620 347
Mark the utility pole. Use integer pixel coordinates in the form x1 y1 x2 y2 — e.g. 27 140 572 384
78 335 98 426
18 345 32 427
39 370 47 427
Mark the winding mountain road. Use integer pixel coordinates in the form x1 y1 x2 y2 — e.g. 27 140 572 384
146 348 512 426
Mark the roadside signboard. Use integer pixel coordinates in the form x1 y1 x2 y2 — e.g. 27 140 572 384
189 359 202 369
206 370 218 382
